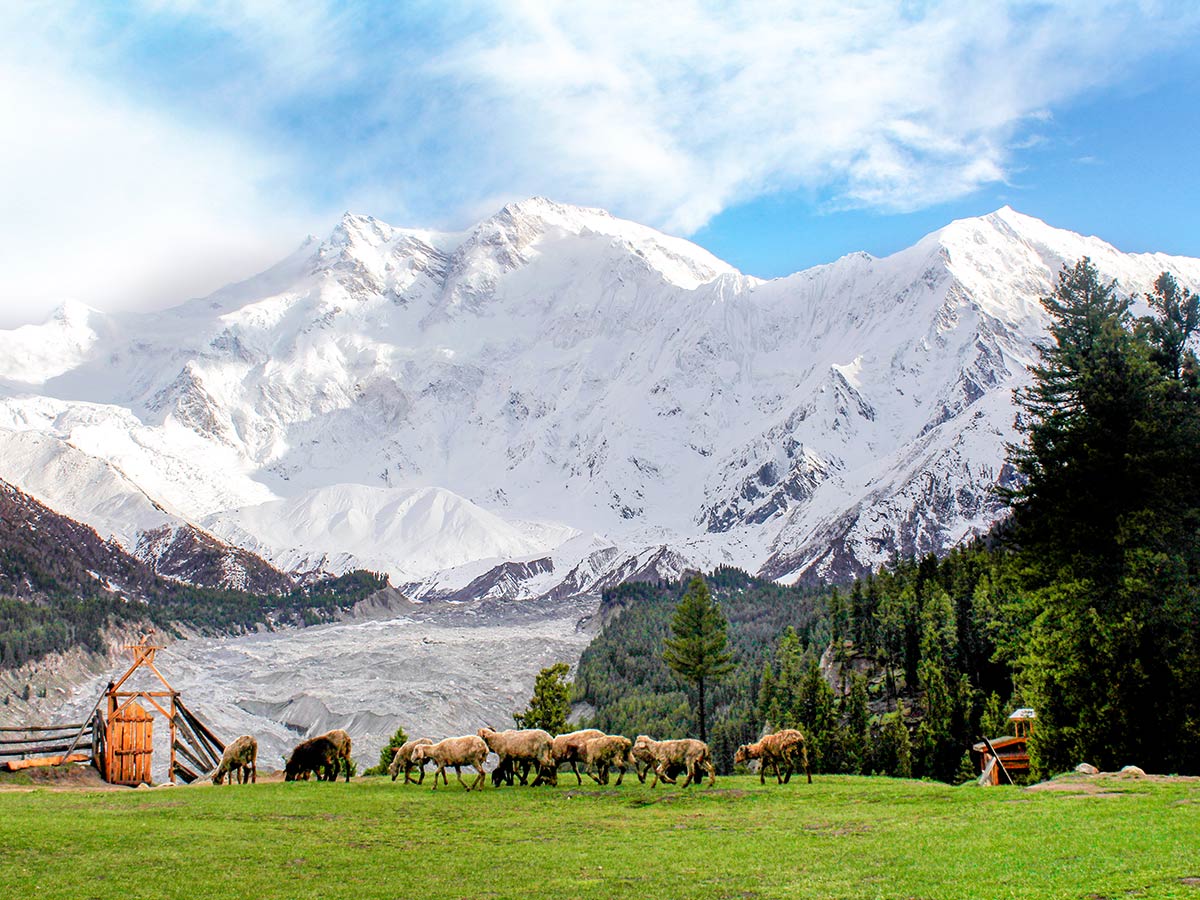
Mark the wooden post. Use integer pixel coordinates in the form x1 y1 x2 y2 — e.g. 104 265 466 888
56 689 108 768
980 736 1014 785
172 714 219 771
169 694 177 784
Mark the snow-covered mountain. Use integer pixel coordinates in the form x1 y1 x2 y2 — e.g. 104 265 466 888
3 198 1198 592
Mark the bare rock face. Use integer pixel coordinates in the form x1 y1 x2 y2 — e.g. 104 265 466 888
1075 762 1099 775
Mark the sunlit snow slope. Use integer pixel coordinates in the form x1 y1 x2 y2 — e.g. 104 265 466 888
3 199 1198 589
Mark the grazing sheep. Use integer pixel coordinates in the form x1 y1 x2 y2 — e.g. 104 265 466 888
478 727 555 787
734 729 811 785
389 738 435 784
318 729 353 783
411 735 488 791
634 735 717 788
285 736 339 782
551 728 606 785
211 734 258 785
581 734 634 786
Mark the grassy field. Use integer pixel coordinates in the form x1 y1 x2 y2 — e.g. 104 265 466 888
1 773 1197 900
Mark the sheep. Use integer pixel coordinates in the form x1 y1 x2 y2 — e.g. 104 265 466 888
478 727 555 787
410 735 488 791
551 728 606 785
734 728 812 785
581 734 634 786
634 735 717 788
211 734 258 785
318 729 353 782
631 734 686 784
388 738 435 784
284 735 340 782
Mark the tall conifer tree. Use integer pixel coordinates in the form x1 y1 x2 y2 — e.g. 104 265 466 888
663 575 734 742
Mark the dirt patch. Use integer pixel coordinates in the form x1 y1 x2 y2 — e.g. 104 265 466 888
1181 877 1200 887
0 763 125 792
1025 773 1198 795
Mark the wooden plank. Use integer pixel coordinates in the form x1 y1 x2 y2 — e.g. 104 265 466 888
177 700 226 754
172 715 220 770
54 688 108 770
143 695 172 720
6 754 90 771
172 760 198 784
145 660 176 693
0 734 90 753
0 742 90 758
0 724 85 733
981 736 1014 785
173 741 211 776
0 731 90 746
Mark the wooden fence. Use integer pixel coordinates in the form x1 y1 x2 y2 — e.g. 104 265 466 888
0 711 104 771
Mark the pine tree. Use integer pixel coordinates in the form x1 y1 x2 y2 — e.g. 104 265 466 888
843 672 871 774
363 725 411 776
795 657 837 771
663 575 735 742
877 709 912 778
757 661 777 726
514 662 572 735
1006 259 1200 775
981 692 1006 739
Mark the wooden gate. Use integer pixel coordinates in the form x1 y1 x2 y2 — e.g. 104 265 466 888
106 701 153 785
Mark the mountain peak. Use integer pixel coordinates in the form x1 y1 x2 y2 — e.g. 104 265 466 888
469 197 738 289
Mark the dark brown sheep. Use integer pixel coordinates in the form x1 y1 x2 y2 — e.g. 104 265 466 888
734 728 811 784
285 735 339 782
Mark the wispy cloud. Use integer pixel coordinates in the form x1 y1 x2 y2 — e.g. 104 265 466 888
0 0 1197 323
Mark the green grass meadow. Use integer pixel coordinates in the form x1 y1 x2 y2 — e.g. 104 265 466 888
1 774 1198 900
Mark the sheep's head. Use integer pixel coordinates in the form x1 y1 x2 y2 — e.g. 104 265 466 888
284 755 301 781
411 746 428 764
734 745 753 765
210 769 223 786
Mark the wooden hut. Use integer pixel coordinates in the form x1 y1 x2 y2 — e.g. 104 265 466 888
973 708 1035 785
2 635 227 785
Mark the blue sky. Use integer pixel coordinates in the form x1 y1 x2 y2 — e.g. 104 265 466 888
2 1 1199 324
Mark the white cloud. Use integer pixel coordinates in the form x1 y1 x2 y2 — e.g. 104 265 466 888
0 0 1196 325
406 0 1196 231
0 5 321 327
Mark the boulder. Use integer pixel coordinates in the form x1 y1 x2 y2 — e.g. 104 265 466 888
1119 765 1146 777
1075 763 1099 775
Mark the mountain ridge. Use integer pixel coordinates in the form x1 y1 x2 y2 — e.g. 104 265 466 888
2 201 1198 593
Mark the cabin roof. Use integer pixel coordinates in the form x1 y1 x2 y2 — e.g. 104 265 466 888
972 735 1028 752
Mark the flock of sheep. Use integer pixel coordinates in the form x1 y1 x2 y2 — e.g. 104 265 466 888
208 725 812 791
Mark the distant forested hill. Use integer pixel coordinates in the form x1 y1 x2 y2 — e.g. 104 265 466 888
0 479 388 669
